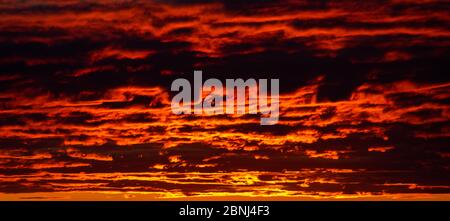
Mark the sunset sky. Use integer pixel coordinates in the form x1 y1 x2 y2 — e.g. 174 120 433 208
0 0 449 200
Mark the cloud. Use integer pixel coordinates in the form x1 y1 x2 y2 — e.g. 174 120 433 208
0 0 448 199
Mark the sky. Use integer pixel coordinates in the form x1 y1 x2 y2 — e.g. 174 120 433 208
0 0 449 200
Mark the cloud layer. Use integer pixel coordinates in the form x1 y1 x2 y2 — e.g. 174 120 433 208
0 0 449 199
